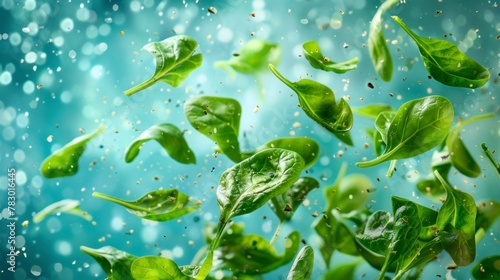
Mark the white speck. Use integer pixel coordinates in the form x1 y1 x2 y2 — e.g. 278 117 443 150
0 71 12 85
90 65 104 79
68 50 77 59
172 246 184 258
217 27 233 43
30 265 42 276
24 0 37 11
25 51 37 64
55 241 72 256
60 18 74 32
22 27 30 33
9 32 21 46
23 80 35 94
111 217 124 231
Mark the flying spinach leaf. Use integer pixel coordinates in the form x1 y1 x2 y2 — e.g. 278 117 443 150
368 0 401 81
365 127 386 157
131 256 192 280
416 149 452 202
446 113 495 177
287 246 314 280
215 230 301 275
434 170 477 266
80 246 137 280
184 96 242 162
392 16 490 88
472 255 500 279
302 40 358 74
482 143 500 176
217 148 304 225
40 125 105 178
269 64 354 145
269 177 319 222
92 189 200 222
33 199 92 223
243 137 320 168
321 258 362 280
124 123 196 164
330 173 374 214
215 39 280 76
476 200 500 232
356 96 454 168
124 35 202 96
353 103 394 120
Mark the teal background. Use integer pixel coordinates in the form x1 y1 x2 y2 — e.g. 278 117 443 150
0 0 499 279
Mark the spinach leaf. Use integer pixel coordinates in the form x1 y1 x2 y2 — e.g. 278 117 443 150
80 245 137 280
446 113 494 177
302 40 358 74
416 150 452 202
368 0 401 81
269 64 354 145
475 200 500 232
392 16 490 88
472 255 500 279
92 189 200 222
356 210 394 256
321 258 362 280
481 143 500 176
365 127 386 157
269 177 319 221
184 96 242 162
215 39 280 76
434 170 477 266
124 123 196 164
217 148 304 224
287 246 314 280
353 103 394 120
215 230 301 275
131 256 192 280
243 137 320 168
356 96 453 168
330 173 374 214
124 35 202 96
33 199 92 223
40 125 105 178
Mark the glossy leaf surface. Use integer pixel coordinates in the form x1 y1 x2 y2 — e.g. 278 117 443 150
302 40 358 74
286 246 314 280
131 256 192 280
33 199 92 223
81 246 137 280
270 177 319 221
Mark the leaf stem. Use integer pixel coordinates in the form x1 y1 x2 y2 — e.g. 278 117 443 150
481 142 500 176
268 64 296 90
92 192 149 212
123 78 158 97
196 220 228 280
269 220 285 245
386 160 397 178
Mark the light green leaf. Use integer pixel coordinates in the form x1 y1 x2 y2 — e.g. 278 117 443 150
124 35 202 96
131 256 192 280
80 246 137 280
392 16 490 88
33 199 92 223
92 189 200 222
352 103 394 120
287 246 314 280
302 40 358 74
40 125 105 178
124 123 196 164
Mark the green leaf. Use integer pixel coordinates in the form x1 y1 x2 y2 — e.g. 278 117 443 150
331 173 374 214
287 246 314 280
243 137 320 168
392 16 490 88
302 40 358 74
435 170 477 266
269 64 354 145
124 35 202 96
124 123 196 164
416 150 452 202
368 0 401 81
321 258 363 280
215 39 280 76
353 103 394 120
446 113 495 177
270 177 319 221
179 265 201 279
131 256 192 280
215 230 301 275
217 148 304 224
356 210 394 256
33 199 92 223
475 200 500 232
92 189 200 222
374 111 396 145
184 96 242 162
365 128 386 157
40 125 105 178
481 143 500 176
472 255 500 279
356 96 454 168
80 246 137 280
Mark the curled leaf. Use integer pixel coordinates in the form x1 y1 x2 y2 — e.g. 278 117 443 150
33 199 92 223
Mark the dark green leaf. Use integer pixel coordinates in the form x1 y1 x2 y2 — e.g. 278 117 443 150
40 125 105 178
321 258 362 280
475 200 500 232
215 39 280 75
215 230 301 275
124 35 202 96
302 40 358 74
481 143 500 176
357 96 454 168
392 16 490 88
435 170 477 266
353 103 394 120
472 255 500 279
270 177 319 221
131 256 192 280
184 96 242 162
269 64 354 145
80 246 137 280
287 246 314 280
124 123 196 164
92 189 200 222
33 199 92 223
243 137 320 168
368 0 401 81
356 210 394 255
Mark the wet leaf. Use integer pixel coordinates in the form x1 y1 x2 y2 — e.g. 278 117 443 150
270 177 319 221
81 246 137 280
287 246 314 280
33 199 92 223
302 40 358 74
